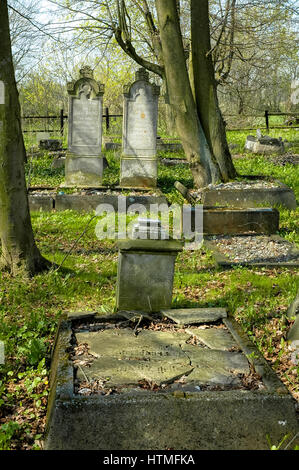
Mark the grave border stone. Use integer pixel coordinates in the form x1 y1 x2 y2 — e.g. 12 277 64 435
201 182 296 210
204 234 299 268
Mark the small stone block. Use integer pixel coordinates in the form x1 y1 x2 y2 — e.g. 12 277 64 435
186 327 238 351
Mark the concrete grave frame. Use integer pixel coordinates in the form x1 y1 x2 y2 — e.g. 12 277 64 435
201 181 296 210
204 234 299 268
44 311 299 450
27 192 280 236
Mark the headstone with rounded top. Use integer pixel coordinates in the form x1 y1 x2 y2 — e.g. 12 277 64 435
120 68 160 188
65 66 105 187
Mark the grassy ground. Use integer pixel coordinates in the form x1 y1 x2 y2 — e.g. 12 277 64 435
0 129 298 450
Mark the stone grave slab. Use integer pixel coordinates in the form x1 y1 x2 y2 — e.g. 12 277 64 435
36 132 50 145
75 329 193 387
185 327 238 351
161 307 227 325
28 193 55 212
45 311 299 450
28 191 169 213
202 207 279 235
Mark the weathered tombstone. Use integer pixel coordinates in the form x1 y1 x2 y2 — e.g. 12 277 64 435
245 130 285 155
253 136 285 154
244 135 257 152
39 139 62 151
120 68 160 188
65 66 105 187
36 132 50 145
116 219 183 312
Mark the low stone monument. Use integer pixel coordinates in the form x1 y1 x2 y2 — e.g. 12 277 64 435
36 132 50 145
39 139 62 151
116 219 183 312
120 68 160 188
65 66 105 187
245 130 285 155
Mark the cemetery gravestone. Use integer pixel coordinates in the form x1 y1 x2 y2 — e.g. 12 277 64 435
245 130 285 155
36 132 51 145
116 219 183 312
120 68 160 188
65 66 105 187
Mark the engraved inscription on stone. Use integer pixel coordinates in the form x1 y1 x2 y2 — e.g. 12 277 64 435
72 97 100 147
123 83 158 157
0 81 5 104
127 88 155 150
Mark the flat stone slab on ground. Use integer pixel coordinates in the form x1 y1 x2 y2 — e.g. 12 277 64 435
75 328 249 388
186 327 238 351
161 307 227 325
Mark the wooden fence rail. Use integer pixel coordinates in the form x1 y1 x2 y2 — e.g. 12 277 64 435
21 108 299 135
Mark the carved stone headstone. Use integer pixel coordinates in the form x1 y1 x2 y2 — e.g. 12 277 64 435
116 219 183 312
120 68 160 188
65 66 105 187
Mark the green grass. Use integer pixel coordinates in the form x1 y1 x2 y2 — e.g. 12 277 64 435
1 128 298 449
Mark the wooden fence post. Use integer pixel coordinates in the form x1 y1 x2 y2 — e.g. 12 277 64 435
60 109 64 136
105 107 110 132
265 110 269 133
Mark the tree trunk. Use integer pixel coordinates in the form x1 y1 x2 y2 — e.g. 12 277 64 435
155 0 221 187
0 0 50 276
190 0 236 181
161 81 177 136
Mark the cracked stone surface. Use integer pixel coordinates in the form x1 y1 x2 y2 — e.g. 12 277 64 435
161 308 227 325
186 327 238 351
75 327 249 389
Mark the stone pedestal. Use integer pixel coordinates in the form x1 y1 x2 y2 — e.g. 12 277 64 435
116 236 183 312
65 154 104 187
120 155 158 188
65 66 104 187
120 68 160 188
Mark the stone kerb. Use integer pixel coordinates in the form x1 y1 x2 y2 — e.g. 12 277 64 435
120 68 160 188
65 66 105 187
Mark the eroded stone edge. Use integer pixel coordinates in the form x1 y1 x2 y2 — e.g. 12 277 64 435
223 317 289 395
